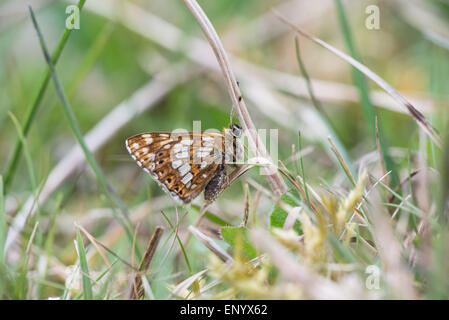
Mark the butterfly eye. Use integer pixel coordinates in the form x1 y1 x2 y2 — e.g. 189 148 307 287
231 124 242 138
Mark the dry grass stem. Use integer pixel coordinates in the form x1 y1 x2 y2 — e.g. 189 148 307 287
188 225 233 263
182 0 287 197
128 226 164 300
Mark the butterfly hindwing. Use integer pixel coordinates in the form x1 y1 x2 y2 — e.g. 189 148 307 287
126 132 225 203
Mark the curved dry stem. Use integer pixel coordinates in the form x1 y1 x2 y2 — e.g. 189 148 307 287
182 0 287 197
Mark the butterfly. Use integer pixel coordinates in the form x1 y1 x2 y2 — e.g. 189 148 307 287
126 124 243 204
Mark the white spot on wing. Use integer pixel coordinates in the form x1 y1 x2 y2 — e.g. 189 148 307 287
181 173 193 185
198 152 210 158
176 152 189 159
179 163 191 176
173 144 188 153
203 141 214 147
159 139 172 146
172 160 183 169
181 139 193 145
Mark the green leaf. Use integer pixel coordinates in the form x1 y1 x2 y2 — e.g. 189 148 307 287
221 227 257 260
269 191 302 235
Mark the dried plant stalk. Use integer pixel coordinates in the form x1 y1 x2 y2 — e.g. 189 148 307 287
127 226 164 300
188 225 233 263
182 0 287 197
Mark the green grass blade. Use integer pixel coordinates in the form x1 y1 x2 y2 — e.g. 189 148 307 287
28 5 138 255
334 0 399 187
2 0 87 191
38 192 64 299
190 204 231 226
438 132 449 224
160 211 192 274
7 112 37 191
297 131 311 208
75 227 93 300
0 176 5 264
294 37 356 177
295 38 328 121
328 233 359 264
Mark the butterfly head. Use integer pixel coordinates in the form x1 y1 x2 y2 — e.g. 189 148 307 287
230 123 242 138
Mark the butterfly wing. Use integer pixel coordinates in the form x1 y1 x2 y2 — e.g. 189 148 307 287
126 132 225 203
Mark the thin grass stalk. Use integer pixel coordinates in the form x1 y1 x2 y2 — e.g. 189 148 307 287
375 117 388 184
294 37 329 122
334 0 399 187
182 0 287 197
2 0 87 191
28 5 136 251
297 131 311 209
128 227 164 300
37 192 63 299
160 211 192 274
7 112 37 192
75 227 93 300
0 177 5 265
328 136 357 186
438 130 449 224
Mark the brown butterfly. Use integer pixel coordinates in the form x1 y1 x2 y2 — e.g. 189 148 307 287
126 124 243 204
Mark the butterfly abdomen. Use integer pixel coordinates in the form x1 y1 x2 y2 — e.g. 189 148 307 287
204 164 226 202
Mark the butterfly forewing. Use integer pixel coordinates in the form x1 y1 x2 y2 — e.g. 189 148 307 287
126 132 225 203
